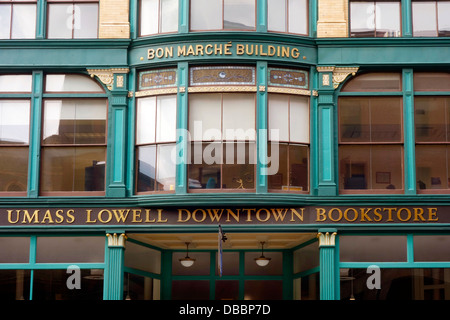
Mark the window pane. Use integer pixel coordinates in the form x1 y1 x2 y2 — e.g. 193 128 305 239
42 100 106 145
47 4 72 38
340 98 371 142
190 0 222 30
0 270 31 300
0 237 30 263
215 280 239 300
222 142 255 189
73 4 98 38
136 97 156 144
413 2 437 37
0 147 28 192
340 236 407 262
370 97 402 142
290 96 309 143
171 280 210 300
268 94 289 142
245 281 283 300
0 100 30 144
414 236 450 261
189 142 221 189
416 145 450 190
141 0 158 35
124 273 158 300
289 0 307 34
376 2 400 37
289 144 308 191
350 2 375 37
224 0 255 30
438 1 450 36
294 273 319 300
161 0 178 33
33 269 103 300
125 242 161 273
156 95 176 143
137 145 156 192
268 0 286 32
268 143 288 189
0 5 12 39
11 4 36 39
341 73 402 92
415 97 448 142
156 144 176 191
36 236 105 262
189 93 222 141
45 74 104 92
215 252 239 276
0 75 32 92
222 93 255 140
293 242 319 273
414 73 450 91
340 145 403 190
40 146 106 192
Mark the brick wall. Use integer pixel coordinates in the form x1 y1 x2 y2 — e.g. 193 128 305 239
98 0 130 39
317 0 349 38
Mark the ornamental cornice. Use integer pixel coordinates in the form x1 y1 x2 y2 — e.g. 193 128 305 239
87 68 130 90
316 66 359 89
106 233 127 248
317 231 337 247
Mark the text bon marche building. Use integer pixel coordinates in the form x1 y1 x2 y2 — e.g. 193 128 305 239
0 0 450 300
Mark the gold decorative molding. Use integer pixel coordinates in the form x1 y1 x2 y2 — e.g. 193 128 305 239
106 233 127 248
316 66 359 89
135 87 178 97
188 86 257 93
179 86 186 93
87 68 129 90
258 85 266 92
267 87 311 96
322 74 330 86
317 232 337 247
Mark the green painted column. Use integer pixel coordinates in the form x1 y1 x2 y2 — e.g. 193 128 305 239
257 0 267 32
403 68 416 194
161 250 173 300
256 61 268 193
104 233 127 300
316 68 337 196
317 229 337 300
176 62 189 194
401 0 413 37
106 70 130 197
179 0 189 34
126 68 137 196
28 71 43 198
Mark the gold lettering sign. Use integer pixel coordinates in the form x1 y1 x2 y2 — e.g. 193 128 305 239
146 42 302 61
0 206 445 226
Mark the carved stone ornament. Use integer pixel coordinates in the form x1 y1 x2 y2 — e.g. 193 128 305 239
316 66 359 89
317 232 337 247
106 233 127 248
87 68 129 90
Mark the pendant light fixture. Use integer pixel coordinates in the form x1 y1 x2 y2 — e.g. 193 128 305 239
179 242 196 267
255 241 271 267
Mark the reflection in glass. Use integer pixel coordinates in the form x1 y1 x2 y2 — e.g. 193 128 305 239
45 74 104 92
0 75 32 92
415 97 450 142
223 0 255 30
47 4 72 38
124 273 158 300
268 0 286 32
137 145 156 192
350 1 400 37
189 93 222 141
0 270 31 300
0 5 12 39
11 4 36 39
413 2 437 36
161 0 178 33
36 237 105 263
48 3 98 39
438 2 450 36
40 146 106 192
0 100 30 144
340 236 407 262
416 145 450 190
156 144 176 191
414 236 450 261
141 0 159 35
0 147 28 192
289 0 308 34
190 0 222 30
189 142 221 189
0 237 30 263
73 4 98 38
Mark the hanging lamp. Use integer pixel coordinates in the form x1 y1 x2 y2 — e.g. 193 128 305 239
255 241 271 267
179 242 196 267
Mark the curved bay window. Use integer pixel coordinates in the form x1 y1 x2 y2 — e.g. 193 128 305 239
188 66 256 191
0 75 32 195
349 0 401 37
415 72 450 193
267 0 308 35
135 69 177 193
40 74 107 195
0 0 36 39
339 73 404 193
190 0 255 31
140 0 178 36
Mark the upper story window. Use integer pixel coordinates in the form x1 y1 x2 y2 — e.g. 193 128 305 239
140 0 178 36
414 72 450 193
339 73 404 193
0 74 32 195
40 74 107 195
350 1 401 37
190 0 256 31
267 0 308 35
412 1 450 37
0 0 36 39
47 0 98 38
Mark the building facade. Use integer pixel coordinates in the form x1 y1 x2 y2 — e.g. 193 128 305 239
0 0 450 300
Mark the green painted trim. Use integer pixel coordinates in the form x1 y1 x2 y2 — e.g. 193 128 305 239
309 0 318 38
28 71 43 198
256 61 268 193
282 250 293 299
310 66 319 195
319 245 337 300
126 68 137 196
179 0 189 34
104 245 126 300
401 0 412 37
161 250 173 300
257 0 267 33
36 0 46 39
130 0 138 39
403 69 416 194
176 62 189 194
